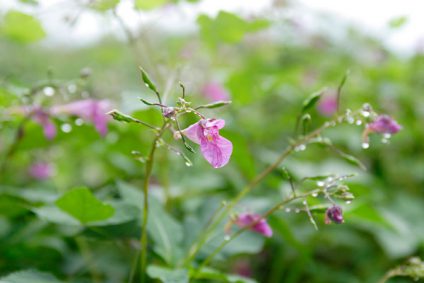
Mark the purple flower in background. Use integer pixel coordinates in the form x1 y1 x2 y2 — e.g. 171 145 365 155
317 94 338 116
29 162 54 180
235 213 273 237
366 115 402 135
32 108 57 140
201 82 230 102
182 119 233 168
325 205 344 224
52 99 111 136
232 259 253 278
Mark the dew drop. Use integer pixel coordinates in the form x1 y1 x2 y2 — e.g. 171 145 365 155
355 120 363 126
224 235 231 241
317 181 325 187
312 192 318 197
67 84 77 94
295 144 306 152
184 161 193 167
43 86 55 97
381 137 389 144
61 123 72 133
383 133 391 139
345 200 352 204
302 200 307 205
75 118 84 126
346 116 355 124
295 208 300 213
285 208 291 213
361 142 369 149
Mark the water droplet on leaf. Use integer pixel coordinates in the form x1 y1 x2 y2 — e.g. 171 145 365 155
361 142 369 149
224 235 231 241
61 123 72 133
43 86 55 97
317 181 325 187
285 208 291 213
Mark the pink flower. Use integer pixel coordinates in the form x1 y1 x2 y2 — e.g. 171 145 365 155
182 119 233 168
201 82 230 102
317 95 338 116
235 213 273 237
325 205 344 224
32 108 57 140
366 115 402 135
52 99 111 136
29 162 54 180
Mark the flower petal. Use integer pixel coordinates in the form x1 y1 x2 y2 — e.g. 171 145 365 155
182 121 202 144
200 136 233 168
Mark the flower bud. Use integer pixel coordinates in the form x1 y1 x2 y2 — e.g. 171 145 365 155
325 205 344 224
162 107 175 118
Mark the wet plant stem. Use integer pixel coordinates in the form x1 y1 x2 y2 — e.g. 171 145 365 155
191 191 316 280
183 114 346 266
139 122 168 283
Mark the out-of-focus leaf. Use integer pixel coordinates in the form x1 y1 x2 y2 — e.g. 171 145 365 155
197 11 270 47
302 88 325 113
148 197 184 264
91 0 120 11
0 270 62 283
336 151 366 171
192 267 257 283
134 0 168 10
388 16 408 29
55 187 115 224
1 10 46 43
147 265 189 283
19 0 39 5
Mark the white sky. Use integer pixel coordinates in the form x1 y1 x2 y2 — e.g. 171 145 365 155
1 0 423 54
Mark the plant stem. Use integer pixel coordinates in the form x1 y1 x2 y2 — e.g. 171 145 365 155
192 191 315 279
139 122 168 283
183 117 339 266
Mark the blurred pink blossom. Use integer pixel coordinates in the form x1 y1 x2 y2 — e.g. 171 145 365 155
29 162 54 180
366 115 402 135
201 82 230 102
32 108 57 140
182 118 233 168
52 99 112 136
235 213 273 237
317 94 338 116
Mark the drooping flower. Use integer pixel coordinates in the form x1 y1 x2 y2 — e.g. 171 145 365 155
52 99 111 136
29 162 54 180
32 108 57 140
8 106 56 140
366 115 402 135
362 115 402 146
317 94 338 116
325 205 344 224
182 119 232 168
201 82 230 102
235 213 273 237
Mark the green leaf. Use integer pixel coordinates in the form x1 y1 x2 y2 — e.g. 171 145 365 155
388 16 408 29
197 11 270 47
0 270 62 283
195 100 232 110
148 197 184 264
55 187 115 224
147 266 189 283
193 267 257 283
1 10 46 43
337 151 366 171
91 0 120 11
134 0 168 10
302 88 325 113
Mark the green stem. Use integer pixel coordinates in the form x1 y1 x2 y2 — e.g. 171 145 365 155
139 122 168 283
192 191 315 279
183 117 341 266
76 236 101 283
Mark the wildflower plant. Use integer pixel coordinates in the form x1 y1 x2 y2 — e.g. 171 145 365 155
105 68 402 282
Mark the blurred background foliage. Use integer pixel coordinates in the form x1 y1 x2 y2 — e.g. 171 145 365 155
0 0 424 282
